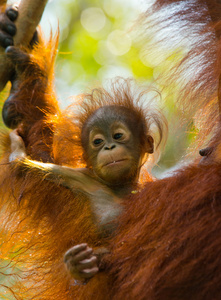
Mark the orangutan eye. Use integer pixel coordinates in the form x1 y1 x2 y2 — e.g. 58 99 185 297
93 138 103 146
113 133 123 140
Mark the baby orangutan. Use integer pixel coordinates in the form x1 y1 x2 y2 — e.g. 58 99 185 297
9 100 160 281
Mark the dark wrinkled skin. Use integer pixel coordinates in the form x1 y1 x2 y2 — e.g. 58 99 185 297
0 6 18 48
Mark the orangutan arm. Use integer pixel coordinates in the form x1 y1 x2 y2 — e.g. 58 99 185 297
9 130 103 190
9 130 122 207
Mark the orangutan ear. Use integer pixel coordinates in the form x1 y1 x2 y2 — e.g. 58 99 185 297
146 135 154 154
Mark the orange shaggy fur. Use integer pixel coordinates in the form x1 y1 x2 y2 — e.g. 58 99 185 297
108 1 221 299
0 19 166 300
1 0 221 299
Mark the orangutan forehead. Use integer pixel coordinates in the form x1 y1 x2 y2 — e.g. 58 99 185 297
89 120 130 135
85 105 138 129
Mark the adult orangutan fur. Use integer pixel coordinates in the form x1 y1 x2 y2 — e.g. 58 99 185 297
107 1 221 299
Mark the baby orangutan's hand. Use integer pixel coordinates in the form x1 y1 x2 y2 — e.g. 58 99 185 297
64 243 99 281
9 129 27 162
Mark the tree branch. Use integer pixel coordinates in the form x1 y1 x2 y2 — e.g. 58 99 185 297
0 0 48 92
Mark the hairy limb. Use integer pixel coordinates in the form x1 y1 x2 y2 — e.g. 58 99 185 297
3 44 59 131
3 46 32 128
9 130 117 196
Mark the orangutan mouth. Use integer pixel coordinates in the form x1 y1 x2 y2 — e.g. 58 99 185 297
104 159 128 167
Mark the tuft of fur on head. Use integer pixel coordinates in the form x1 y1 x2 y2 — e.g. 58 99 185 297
66 78 168 170
4 28 60 130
